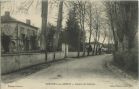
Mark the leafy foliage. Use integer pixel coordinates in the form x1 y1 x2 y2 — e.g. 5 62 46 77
105 1 138 74
66 6 83 51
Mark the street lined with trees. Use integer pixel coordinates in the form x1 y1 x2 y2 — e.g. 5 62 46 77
1 1 138 88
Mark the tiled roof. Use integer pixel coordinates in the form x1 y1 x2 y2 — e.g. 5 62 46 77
1 14 38 29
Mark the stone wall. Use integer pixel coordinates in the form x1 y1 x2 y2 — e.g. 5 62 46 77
1 52 89 74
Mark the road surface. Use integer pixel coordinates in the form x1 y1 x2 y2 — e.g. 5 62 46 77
1 54 138 89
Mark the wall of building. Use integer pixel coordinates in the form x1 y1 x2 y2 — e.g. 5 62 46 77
1 52 88 74
1 23 17 52
1 23 17 37
1 22 37 37
1 22 38 53
18 23 38 37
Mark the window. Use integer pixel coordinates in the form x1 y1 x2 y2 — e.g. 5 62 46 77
20 27 25 34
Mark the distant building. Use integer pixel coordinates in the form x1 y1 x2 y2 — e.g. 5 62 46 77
1 11 39 53
85 41 114 54
86 41 102 49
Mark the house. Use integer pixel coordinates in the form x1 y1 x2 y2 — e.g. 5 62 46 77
1 11 39 53
85 41 114 54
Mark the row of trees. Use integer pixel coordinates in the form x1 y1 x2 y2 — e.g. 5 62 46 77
1 0 111 57
24 1 138 70
65 1 138 74
2 1 137 72
105 1 138 73
105 1 138 52
65 1 110 56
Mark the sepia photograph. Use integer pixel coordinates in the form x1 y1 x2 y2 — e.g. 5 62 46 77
0 0 138 89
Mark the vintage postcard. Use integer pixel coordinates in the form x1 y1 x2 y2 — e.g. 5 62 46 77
0 0 138 89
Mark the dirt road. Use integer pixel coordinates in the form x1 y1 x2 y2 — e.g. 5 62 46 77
1 54 138 89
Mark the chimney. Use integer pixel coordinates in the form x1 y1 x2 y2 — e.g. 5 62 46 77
5 11 10 16
26 19 31 25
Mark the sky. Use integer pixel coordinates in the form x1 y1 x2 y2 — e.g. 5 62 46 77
1 0 112 43
1 0 69 28
1 0 50 28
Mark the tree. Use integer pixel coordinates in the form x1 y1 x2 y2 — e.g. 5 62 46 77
75 1 87 56
40 0 48 62
66 5 81 51
47 24 56 52
105 2 118 52
105 1 138 73
0 1 1 54
86 2 94 55
53 1 64 60
122 1 138 50
105 1 138 52
90 4 102 55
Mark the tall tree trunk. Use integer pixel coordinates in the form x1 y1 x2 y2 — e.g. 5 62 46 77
95 30 100 55
76 1 86 57
88 26 92 56
111 25 118 52
77 28 81 57
94 25 99 55
82 30 85 56
82 4 86 57
77 2 82 57
92 42 96 55
0 1 2 78
0 1 1 59
128 37 134 51
53 1 63 60
77 25 81 57
87 3 93 56
41 0 48 62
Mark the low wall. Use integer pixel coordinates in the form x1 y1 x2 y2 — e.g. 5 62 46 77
67 52 78 58
1 53 46 74
67 52 89 57
1 51 90 74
